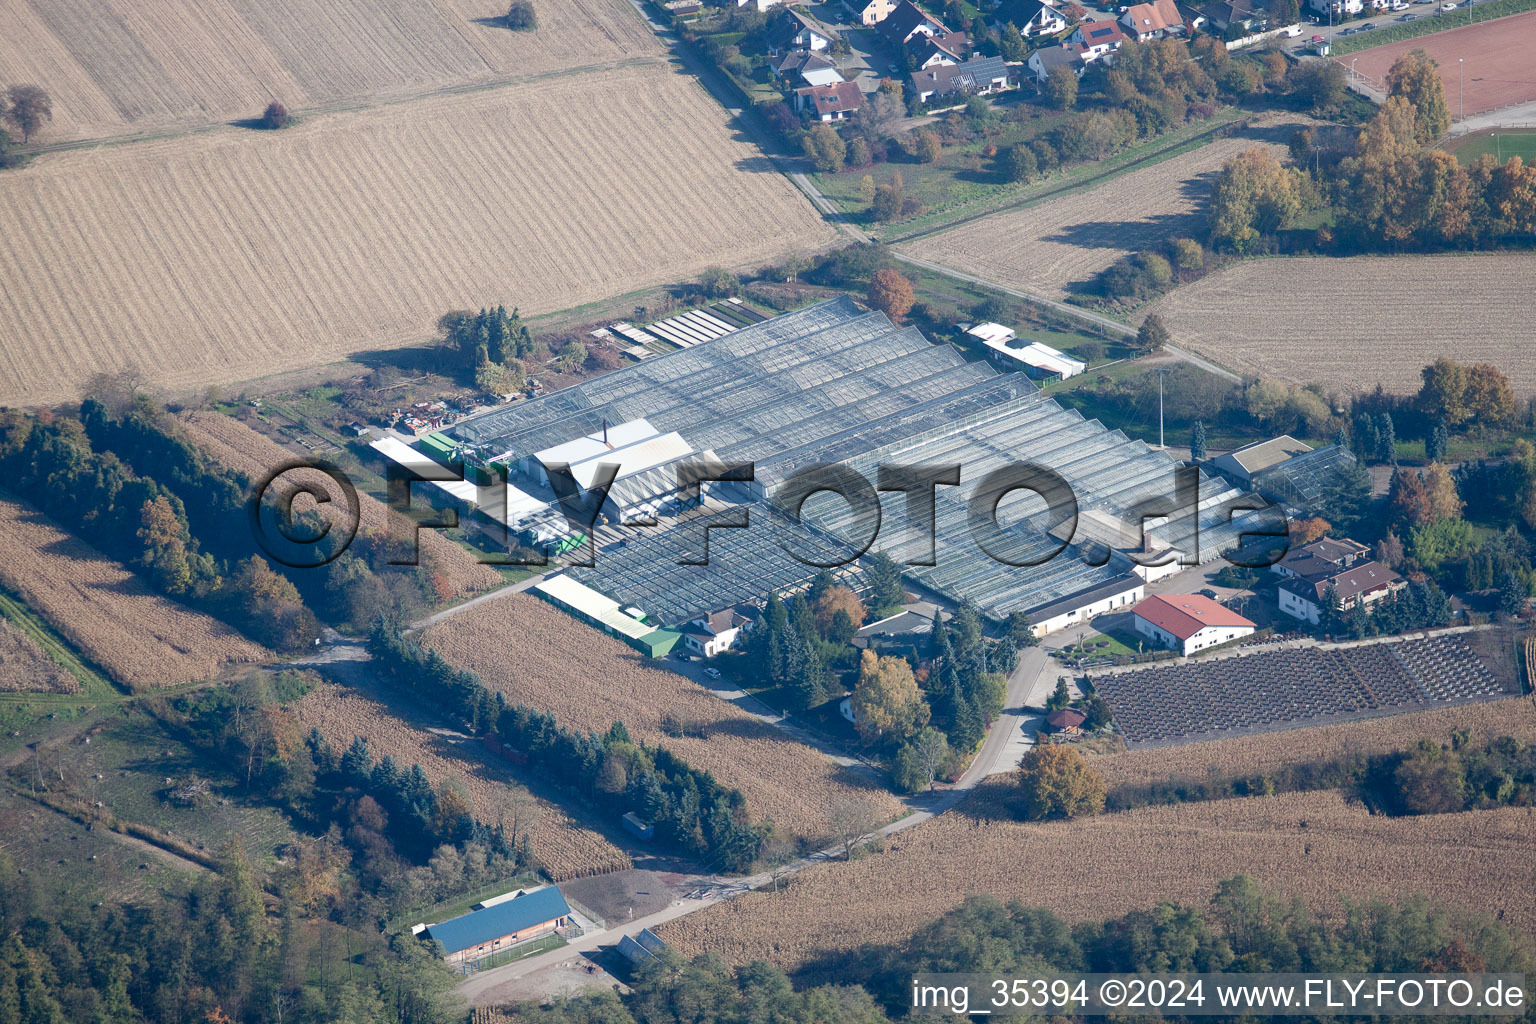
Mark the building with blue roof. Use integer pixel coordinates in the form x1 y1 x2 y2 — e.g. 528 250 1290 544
422 886 573 966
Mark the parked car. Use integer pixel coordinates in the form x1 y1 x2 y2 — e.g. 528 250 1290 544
1198 588 1220 600
676 651 693 662
704 667 721 679
1361 21 1378 27
1389 1 1408 9
1311 33 1326 40
1402 12 1418 18
1340 26 1358 33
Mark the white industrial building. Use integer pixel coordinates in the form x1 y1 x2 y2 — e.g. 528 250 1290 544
506 418 698 525
1132 594 1255 655
967 324 1086 380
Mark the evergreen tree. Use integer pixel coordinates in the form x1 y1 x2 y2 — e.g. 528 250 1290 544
1375 412 1397 464
1190 421 1207 462
863 552 906 615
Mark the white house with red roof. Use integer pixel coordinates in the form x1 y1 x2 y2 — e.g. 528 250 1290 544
1132 594 1255 655
1119 0 1184 40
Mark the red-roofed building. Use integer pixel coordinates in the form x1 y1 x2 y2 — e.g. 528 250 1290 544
1119 0 1184 39
1132 594 1255 655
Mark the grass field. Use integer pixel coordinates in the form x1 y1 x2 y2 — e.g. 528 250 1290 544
0 499 269 690
423 596 906 842
900 115 1309 302
1449 128 1536 165
1146 253 1536 394
292 679 633 881
658 783 1536 972
0 65 836 407
0 0 661 143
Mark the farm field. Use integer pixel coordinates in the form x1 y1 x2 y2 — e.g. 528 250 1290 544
658 785 1536 971
898 115 1306 301
0 0 661 143
1146 253 1536 393
0 618 79 694
1334 10 1536 117
0 499 269 690
423 597 906 842
1092 692 1536 789
292 679 633 881
0 65 837 408
179 411 505 600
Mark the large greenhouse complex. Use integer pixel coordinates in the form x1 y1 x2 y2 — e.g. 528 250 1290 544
446 297 1279 632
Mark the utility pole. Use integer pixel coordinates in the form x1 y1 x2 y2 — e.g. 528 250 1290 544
1458 58 1464 122
1157 368 1167 449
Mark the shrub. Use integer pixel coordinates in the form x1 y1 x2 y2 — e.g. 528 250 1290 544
260 101 291 130
505 0 538 30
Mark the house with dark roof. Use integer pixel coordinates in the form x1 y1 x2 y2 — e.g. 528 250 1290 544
1119 0 1185 39
1198 0 1269 30
795 80 865 121
1278 561 1406 625
771 49 844 87
995 0 1068 36
911 30 969 69
1067 17 1126 61
1132 594 1255 655
879 0 948 44
1272 536 1371 580
422 886 573 967
681 604 758 657
909 54 1015 102
1025 43 1079 83
769 8 840 52
1045 707 1087 734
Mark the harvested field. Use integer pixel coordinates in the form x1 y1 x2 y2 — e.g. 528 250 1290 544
1335 10 1536 118
900 115 1307 301
1146 253 1536 393
1093 692 1536 789
292 679 631 881
179 411 504 599
0 0 660 143
659 785 1536 970
0 499 268 690
0 618 78 694
0 65 836 407
422 596 905 841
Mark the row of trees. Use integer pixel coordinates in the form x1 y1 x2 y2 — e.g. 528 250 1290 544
367 622 769 870
1209 50 1536 254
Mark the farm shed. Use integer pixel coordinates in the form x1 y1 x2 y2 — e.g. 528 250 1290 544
423 886 573 966
977 331 1087 380
622 812 655 841
1026 573 1145 637
1132 594 1254 656
1207 435 1313 487
533 575 680 657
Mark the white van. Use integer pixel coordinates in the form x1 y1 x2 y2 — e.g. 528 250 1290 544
1285 23 1304 34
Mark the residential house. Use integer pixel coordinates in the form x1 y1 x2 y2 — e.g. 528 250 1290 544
856 0 901 24
770 8 840 52
795 80 865 120
909 55 1015 102
1026 42 1080 82
771 49 845 87
422 887 574 967
879 0 948 44
995 0 1069 36
1197 0 1268 31
1067 17 1126 61
1271 536 1371 580
1278 561 1406 625
911 30 969 68
1133 594 1256 655
680 604 758 657
1119 0 1185 39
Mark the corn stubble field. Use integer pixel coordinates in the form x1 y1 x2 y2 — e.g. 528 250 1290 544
0 499 268 690
0 64 836 407
660 784 1536 970
179 411 505 599
1146 254 1536 393
901 115 1305 301
293 679 632 881
0 0 660 143
0 618 78 694
424 598 906 841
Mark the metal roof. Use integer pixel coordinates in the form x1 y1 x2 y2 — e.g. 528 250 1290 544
424 886 571 955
